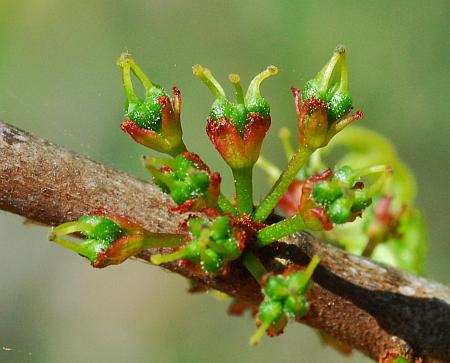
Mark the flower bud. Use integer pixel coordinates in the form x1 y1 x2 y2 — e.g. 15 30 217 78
250 256 320 345
328 196 354 224
294 46 363 150
117 52 186 156
144 152 221 212
276 165 389 231
49 210 183 268
151 216 241 274
302 45 352 120
263 275 289 299
284 295 308 318
258 300 284 325
193 64 277 169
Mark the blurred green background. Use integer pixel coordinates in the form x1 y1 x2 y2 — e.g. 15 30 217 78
0 1 449 362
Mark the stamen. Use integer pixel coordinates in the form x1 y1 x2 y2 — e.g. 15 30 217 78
279 127 295 159
192 64 226 99
128 57 153 92
50 235 87 253
353 164 390 179
315 47 345 92
228 73 245 104
256 156 281 183
245 65 278 104
146 164 178 190
51 221 94 237
150 248 186 265
117 52 137 102
249 320 271 346
142 155 175 170
303 255 320 280
197 228 211 252
366 166 393 197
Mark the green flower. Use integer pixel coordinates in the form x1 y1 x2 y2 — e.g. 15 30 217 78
151 216 241 274
293 46 363 151
193 64 277 169
250 256 320 345
144 152 221 211
49 211 183 268
117 52 186 156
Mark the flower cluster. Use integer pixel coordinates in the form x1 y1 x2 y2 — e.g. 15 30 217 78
250 256 320 345
48 47 426 347
151 216 241 274
257 165 389 246
144 152 221 213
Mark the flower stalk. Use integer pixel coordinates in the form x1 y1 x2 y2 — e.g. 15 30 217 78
194 64 278 216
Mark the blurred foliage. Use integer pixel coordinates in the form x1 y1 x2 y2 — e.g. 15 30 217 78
0 1 449 362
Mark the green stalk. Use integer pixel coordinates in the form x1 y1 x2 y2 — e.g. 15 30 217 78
249 320 271 346
167 142 188 157
256 215 306 247
232 167 254 215
254 147 313 222
241 251 267 282
142 232 185 248
218 193 236 216
304 255 321 280
151 248 186 265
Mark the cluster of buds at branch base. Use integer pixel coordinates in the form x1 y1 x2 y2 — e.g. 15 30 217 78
193 64 278 170
117 53 187 157
49 210 184 268
144 152 221 213
250 255 320 345
361 195 405 257
281 165 391 230
294 46 363 151
151 216 242 274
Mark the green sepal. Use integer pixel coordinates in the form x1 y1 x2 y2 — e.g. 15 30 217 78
80 239 111 263
210 216 230 241
328 196 354 224
312 181 343 205
301 79 326 103
201 248 223 273
393 357 412 363
147 154 210 205
77 215 123 244
188 219 207 238
126 86 167 131
263 275 289 300
352 189 373 212
334 165 356 185
209 98 248 133
194 64 277 134
327 92 352 122
287 271 311 295
183 240 201 260
246 98 270 119
284 294 308 318
170 182 195 204
258 299 284 324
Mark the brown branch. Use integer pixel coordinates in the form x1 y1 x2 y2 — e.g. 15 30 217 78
0 121 449 363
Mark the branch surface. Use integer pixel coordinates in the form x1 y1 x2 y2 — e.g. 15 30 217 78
0 121 449 362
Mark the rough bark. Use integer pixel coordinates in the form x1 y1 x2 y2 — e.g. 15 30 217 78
0 121 449 362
